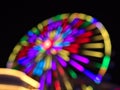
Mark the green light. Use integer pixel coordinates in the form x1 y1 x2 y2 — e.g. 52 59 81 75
81 21 91 28
94 62 101 68
68 69 77 79
32 27 39 34
52 15 61 21
101 55 110 69
20 35 28 41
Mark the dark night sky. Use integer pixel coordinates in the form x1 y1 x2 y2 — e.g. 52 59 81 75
1 0 120 86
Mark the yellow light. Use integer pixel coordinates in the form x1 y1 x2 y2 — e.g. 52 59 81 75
59 54 70 61
22 74 40 88
82 84 87 90
36 39 42 45
64 81 73 90
69 13 86 23
37 23 43 31
9 53 16 62
86 15 93 22
0 68 40 88
44 55 52 70
13 44 22 54
83 43 104 49
42 19 48 26
78 13 86 20
0 84 30 90
35 53 44 62
20 41 29 46
82 85 93 90
69 13 79 22
82 50 103 58
96 23 111 55
59 50 70 56
49 30 56 39
92 35 103 41
86 86 93 90
61 13 69 19
104 38 111 55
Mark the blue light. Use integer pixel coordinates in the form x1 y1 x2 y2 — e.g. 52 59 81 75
56 26 62 35
84 69 102 84
94 75 102 84
62 29 72 38
33 60 45 76
78 29 85 35
63 41 70 46
70 18 80 26
18 57 31 66
34 46 41 50
28 31 34 36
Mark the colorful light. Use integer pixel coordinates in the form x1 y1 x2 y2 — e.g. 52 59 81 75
7 13 112 89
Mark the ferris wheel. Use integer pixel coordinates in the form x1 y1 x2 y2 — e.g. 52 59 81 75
7 13 112 90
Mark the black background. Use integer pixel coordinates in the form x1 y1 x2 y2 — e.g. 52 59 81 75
1 0 120 86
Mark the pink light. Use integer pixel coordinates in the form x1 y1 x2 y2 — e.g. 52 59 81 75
72 54 89 64
69 59 84 72
43 39 52 50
